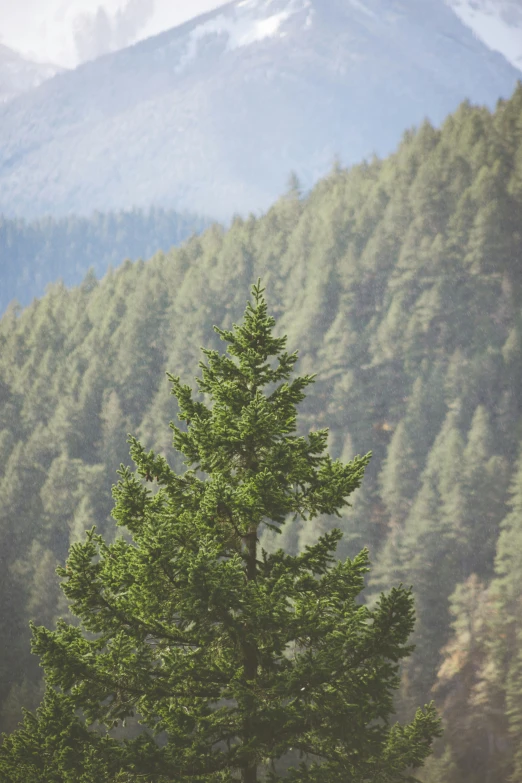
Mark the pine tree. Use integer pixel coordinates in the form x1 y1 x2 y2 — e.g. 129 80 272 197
371 412 465 715
0 281 441 782
379 418 419 524
429 575 505 783
487 449 522 782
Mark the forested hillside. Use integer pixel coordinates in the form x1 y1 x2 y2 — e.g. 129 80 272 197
0 207 210 313
1 84 522 782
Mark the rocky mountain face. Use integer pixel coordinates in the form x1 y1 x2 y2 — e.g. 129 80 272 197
0 44 63 104
446 0 522 71
0 0 519 220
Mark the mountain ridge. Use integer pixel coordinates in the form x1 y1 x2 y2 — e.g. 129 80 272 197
0 0 519 220
447 0 522 71
0 43 63 104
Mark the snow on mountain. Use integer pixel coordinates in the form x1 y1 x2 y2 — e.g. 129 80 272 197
0 0 519 220
446 0 522 71
187 1 301 52
172 0 306 73
0 44 63 103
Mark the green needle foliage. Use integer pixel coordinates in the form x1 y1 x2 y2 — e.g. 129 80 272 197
0 280 440 783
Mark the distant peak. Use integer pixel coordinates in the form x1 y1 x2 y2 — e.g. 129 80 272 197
447 0 522 72
171 0 311 71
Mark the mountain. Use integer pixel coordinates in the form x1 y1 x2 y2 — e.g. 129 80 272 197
0 44 63 103
447 0 522 72
0 0 519 220
0 208 210 314
1 85 522 781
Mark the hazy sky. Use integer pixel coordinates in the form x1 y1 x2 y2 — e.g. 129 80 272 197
0 0 229 67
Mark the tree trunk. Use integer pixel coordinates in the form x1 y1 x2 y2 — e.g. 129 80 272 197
241 526 258 783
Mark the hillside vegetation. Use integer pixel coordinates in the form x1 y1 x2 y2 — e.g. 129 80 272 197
0 207 209 313
1 84 522 782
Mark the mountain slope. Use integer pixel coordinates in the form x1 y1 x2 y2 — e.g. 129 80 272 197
0 0 519 220
0 44 63 103
0 208 210 314
447 0 522 72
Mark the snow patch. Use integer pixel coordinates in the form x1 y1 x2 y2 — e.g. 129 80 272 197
184 10 288 54
173 0 309 72
446 0 522 71
348 0 377 18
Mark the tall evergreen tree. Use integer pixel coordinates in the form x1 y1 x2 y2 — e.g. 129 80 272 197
0 282 440 783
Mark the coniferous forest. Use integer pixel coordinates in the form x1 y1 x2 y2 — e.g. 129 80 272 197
0 83 522 781
0 208 209 314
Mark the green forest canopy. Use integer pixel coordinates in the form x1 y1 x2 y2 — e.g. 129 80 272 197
0 84 522 782
0 207 210 314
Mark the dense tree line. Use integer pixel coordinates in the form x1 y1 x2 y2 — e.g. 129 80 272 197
0 207 210 314
0 84 522 781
